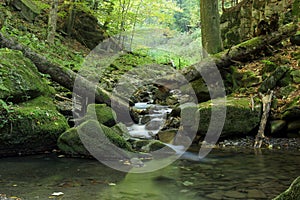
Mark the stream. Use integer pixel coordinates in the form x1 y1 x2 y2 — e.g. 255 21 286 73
1 103 299 200
0 149 299 199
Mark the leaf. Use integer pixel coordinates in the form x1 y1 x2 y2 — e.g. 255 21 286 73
51 192 64 196
182 181 193 186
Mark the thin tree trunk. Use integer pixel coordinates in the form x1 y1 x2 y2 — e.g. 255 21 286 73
66 0 76 36
200 0 223 56
47 0 59 44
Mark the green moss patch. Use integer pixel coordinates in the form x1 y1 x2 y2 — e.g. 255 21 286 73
0 96 69 156
0 49 50 102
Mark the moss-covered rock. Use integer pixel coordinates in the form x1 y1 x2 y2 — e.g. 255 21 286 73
259 65 290 92
0 96 69 156
82 104 117 127
0 49 50 103
11 0 40 22
132 139 176 154
181 97 261 138
290 70 300 83
58 120 132 159
57 127 89 156
273 176 300 200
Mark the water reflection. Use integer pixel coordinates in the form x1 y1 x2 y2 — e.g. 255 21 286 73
0 148 299 200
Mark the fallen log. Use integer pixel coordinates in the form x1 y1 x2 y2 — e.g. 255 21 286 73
182 23 298 82
0 32 129 118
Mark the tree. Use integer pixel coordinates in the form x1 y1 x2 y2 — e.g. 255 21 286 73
47 0 59 44
200 0 223 55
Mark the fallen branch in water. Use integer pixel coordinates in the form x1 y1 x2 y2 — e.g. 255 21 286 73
254 90 273 148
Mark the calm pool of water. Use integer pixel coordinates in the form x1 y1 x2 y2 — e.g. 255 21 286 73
0 148 299 200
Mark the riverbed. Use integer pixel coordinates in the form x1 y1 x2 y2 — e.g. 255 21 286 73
0 148 299 200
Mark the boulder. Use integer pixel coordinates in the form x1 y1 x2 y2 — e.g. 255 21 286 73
0 49 50 103
270 120 286 134
273 176 300 200
58 120 132 159
282 105 300 120
290 70 300 84
0 96 69 156
64 10 106 49
132 139 176 154
181 97 261 138
10 0 40 22
81 104 117 127
157 129 177 143
259 65 290 93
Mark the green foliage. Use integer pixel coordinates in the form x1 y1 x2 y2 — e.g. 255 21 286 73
0 22 84 71
261 59 277 73
173 0 200 32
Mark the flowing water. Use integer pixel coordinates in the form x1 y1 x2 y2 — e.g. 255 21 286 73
0 148 299 200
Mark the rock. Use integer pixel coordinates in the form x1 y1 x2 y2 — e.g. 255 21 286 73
57 127 89 156
282 105 300 120
0 96 69 156
64 10 106 49
224 190 247 199
290 34 300 46
273 176 300 200
287 120 300 131
145 119 163 130
270 120 286 134
157 129 177 143
11 0 40 22
0 49 50 103
259 65 290 93
111 122 131 140
183 79 210 103
132 139 176 154
185 97 261 139
290 70 300 84
173 132 192 147
247 189 267 199
82 104 117 127
58 120 132 159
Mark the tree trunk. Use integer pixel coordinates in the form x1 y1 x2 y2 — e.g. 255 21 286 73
66 0 76 36
182 23 298 83
200 0 223 56
47 0 59 44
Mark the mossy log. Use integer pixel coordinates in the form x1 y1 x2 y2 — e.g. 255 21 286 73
182 23 298 82
0 32 129 117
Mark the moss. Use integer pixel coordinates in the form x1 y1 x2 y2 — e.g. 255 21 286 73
20 0 41 14
273 176 300 200
83 104 117 127
58 120 133 157
261 60 277 73
195 97 261 137
57 128 89 155
0 96 69 155
0 49 51 102
291 70 300 84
